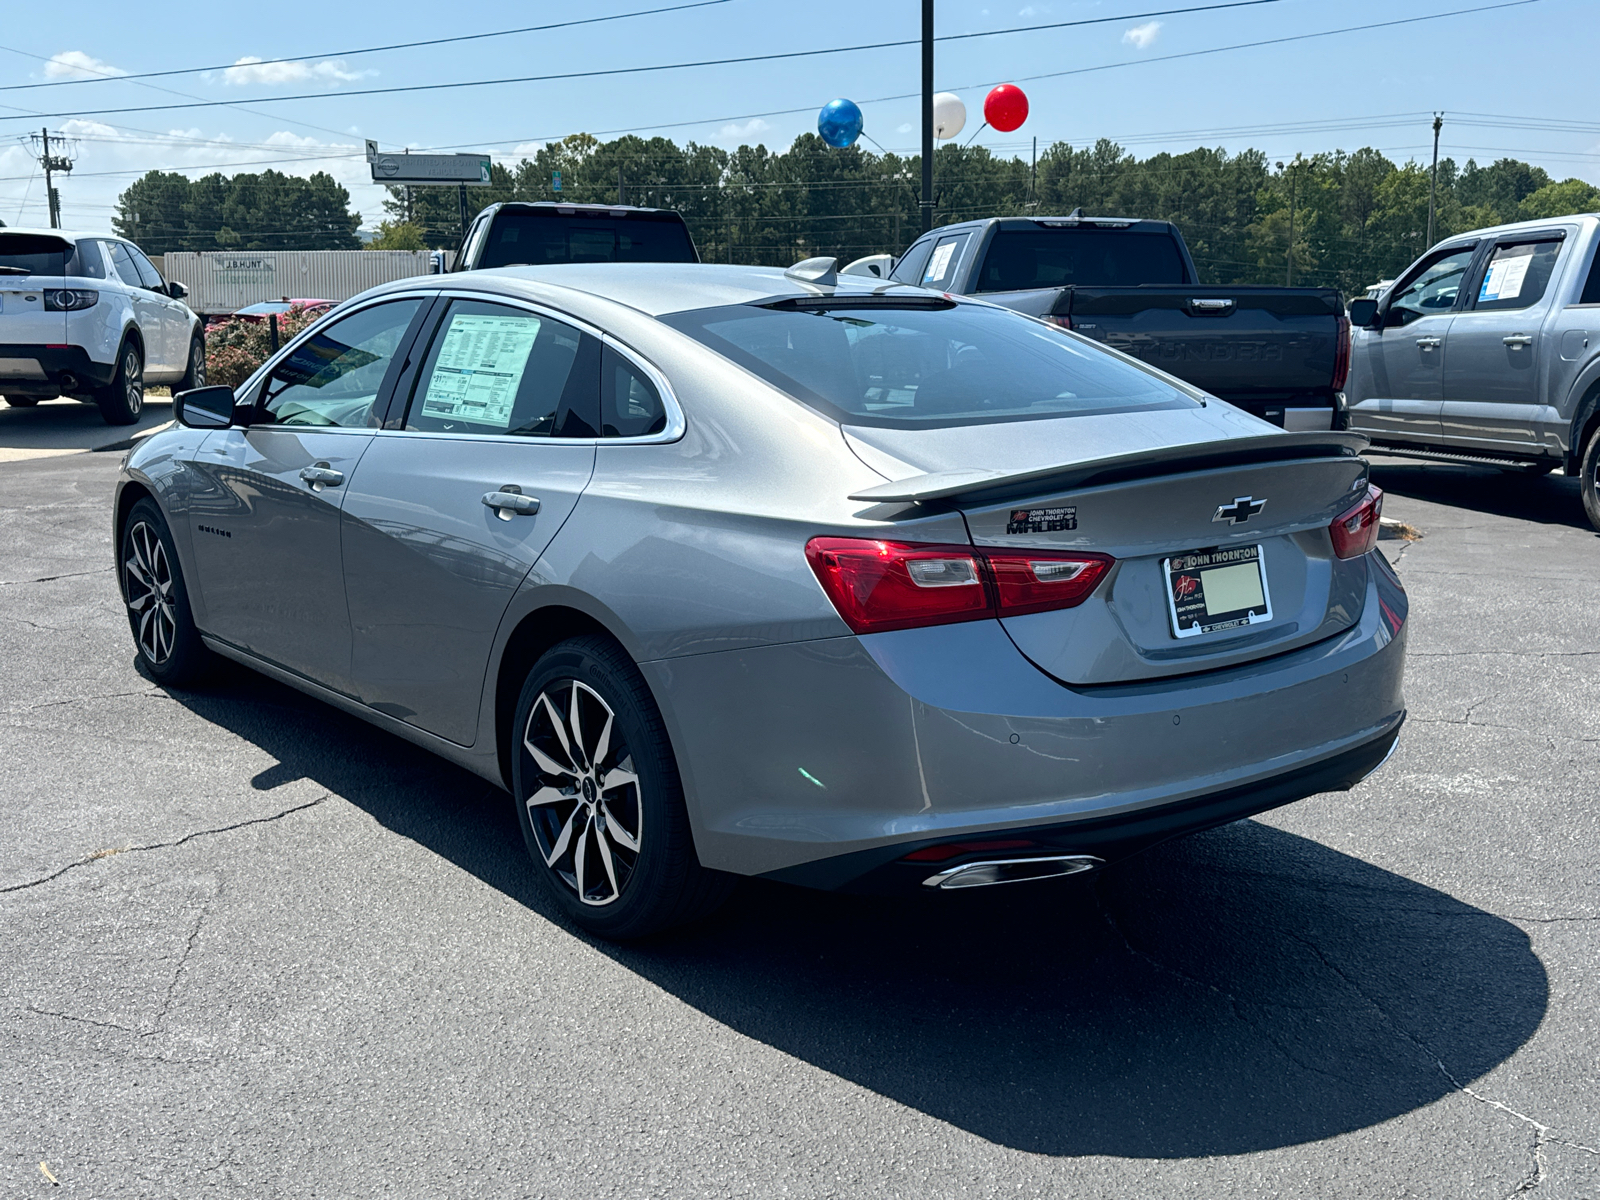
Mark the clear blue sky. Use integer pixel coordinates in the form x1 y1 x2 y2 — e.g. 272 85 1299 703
1 0 1593 232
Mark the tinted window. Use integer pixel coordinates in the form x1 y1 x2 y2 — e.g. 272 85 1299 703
403 299 599 437
478 210 697 268
1385 246 1476 326
128 246 164 291
889 239 935 285
976 230 1188 290
601 346 667 437
75 241 109 280
107 242 144 288
0 233 88 277
1472 239 1562 312
258 299 423 428
1582 244 1600 306
921 234 968 290
662 301 1195 429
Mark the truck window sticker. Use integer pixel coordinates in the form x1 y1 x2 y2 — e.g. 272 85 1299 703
418 312 541 431
1479 252 1533 303
923 239 959 286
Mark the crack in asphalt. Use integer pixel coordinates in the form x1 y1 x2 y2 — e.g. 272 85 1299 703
150 901 210 1037
1410 649 1600 659
1407 715 1600 744
0 795 330 895
24 1005 141 1036
0 568 113 586
4 687 168 715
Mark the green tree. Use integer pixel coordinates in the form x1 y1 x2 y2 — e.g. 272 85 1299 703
368 220 427 250
1519 179 1600 220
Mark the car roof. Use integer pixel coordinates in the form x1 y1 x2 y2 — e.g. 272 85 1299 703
0 227 119 243
485 201 684 218
1442 212 1600 244
439 262 950 317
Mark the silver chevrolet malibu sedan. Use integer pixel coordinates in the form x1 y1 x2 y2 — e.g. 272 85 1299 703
114 262 1407 938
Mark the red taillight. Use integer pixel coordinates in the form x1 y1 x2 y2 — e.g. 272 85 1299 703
985 550 1113 616
1045 314 1073 331
1330 484 1382 559
1331 314 1352 393
805 537 1115 634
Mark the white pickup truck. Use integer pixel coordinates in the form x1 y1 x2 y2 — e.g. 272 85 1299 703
1344 212 1600 529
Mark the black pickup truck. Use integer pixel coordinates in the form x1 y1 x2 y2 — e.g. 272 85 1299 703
886 215 1351 430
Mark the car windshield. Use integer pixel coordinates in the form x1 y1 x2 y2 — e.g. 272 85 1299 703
661 300 1198 428
0 233 83 276
478 210 697 268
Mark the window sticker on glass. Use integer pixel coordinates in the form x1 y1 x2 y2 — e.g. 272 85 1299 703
1479 253 1533 303
923 240 958 285
420 313 540 429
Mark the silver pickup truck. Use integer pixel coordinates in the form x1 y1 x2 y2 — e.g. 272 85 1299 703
1345 212 1600 530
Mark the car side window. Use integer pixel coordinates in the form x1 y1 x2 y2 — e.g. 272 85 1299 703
1470 239 1563 312
256 299 424 429
920 234 969 290
72 241 108 280
600 345 667 438
890 239 935 285
107 242 144 288
1385 246 1477 326
458 215 491 270
1581 244 1600 306
127 247 165 292
403 299 599 437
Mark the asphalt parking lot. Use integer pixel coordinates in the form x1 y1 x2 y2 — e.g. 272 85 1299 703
2 446 1596 1199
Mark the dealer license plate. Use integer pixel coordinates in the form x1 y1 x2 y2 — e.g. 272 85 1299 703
1164 544 1272 639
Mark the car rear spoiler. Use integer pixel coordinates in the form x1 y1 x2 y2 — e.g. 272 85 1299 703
848 431 1370 504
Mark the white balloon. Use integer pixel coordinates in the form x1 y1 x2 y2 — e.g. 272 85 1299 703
932 92 967 140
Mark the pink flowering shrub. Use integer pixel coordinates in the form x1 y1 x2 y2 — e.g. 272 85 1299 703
205 306 321 388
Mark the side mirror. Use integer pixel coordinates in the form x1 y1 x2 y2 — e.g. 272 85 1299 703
1347 298 1379 328
174 385 235 429
167 280 189 301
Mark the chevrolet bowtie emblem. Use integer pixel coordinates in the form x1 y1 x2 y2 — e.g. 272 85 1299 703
1213 496 1266 525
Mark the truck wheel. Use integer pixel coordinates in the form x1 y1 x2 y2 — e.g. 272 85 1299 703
511 635 733 940
4 396 39 408
96 342 144 425
1581 425 1600 533
176 336 206 394
120 498 212 686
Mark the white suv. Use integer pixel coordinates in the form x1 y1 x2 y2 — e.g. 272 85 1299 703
0 228 205 424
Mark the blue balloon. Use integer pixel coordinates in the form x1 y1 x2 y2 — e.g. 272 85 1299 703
817 98 864 149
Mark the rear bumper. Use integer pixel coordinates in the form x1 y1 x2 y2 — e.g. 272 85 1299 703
0 344 114 396
644 553 1408 883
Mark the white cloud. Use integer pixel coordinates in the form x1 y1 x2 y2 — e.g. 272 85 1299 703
221 56 373 86
511 142 545 158
897 123 913 134
1122 20 1162 48
718 118 770 141
44 51 125 81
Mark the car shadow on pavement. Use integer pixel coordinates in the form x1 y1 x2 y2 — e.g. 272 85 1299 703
1369 459 1591 530
169 660 1548 1161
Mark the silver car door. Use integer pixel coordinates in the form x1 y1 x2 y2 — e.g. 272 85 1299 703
1440 234 1566 449
1349 244 1477 442
341 297 601 745
186 297 427 692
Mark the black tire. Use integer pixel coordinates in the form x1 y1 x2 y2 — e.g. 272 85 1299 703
1581 425 1600 533
96 341 144 425
120 498 212 686
511 635 733 939
4 396 40 408
176 334 206 394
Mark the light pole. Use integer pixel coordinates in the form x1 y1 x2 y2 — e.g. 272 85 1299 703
1426 113 1443 248
1277 157 1300 287
920 0 934 234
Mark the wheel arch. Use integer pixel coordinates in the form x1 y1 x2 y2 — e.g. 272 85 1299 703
112 479 157 601
491 604 631 791
1570 373 1600 473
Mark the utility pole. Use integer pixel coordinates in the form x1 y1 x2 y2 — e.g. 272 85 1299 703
920 0 934 233
618 162 626 205
1426 112 1443 248
1030 136 1037 209
1278 157 1299 286
26 129 76 229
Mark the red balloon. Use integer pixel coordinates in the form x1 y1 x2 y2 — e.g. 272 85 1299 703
984 84 1029 133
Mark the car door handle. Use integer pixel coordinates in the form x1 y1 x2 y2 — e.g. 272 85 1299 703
1502 334 1534 348
1415 336 1442 349
482 487 541 519
299 464 344 490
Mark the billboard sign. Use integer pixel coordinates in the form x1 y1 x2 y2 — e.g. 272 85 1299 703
370 153 492 186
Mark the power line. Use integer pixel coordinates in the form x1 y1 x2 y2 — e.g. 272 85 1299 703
0 0 735 93
0 0 1307 124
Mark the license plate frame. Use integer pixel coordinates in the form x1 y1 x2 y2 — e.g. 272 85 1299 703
1163 544 1272 639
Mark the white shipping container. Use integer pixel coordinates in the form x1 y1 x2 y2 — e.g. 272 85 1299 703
163 250 439 315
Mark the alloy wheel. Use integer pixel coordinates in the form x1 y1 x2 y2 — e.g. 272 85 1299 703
124 348 143 417
192 344 206 388
523 680 643 906
124 521 175 664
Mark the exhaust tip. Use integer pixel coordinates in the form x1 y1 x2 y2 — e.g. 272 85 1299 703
59 372 78 392
923 854 1104 890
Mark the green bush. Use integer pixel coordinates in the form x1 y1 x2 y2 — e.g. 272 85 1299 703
205 306 320 388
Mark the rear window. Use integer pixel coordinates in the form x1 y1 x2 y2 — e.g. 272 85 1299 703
660 300 1196 429
478 210 697 269
975 229 1188 291
0 234 92 277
